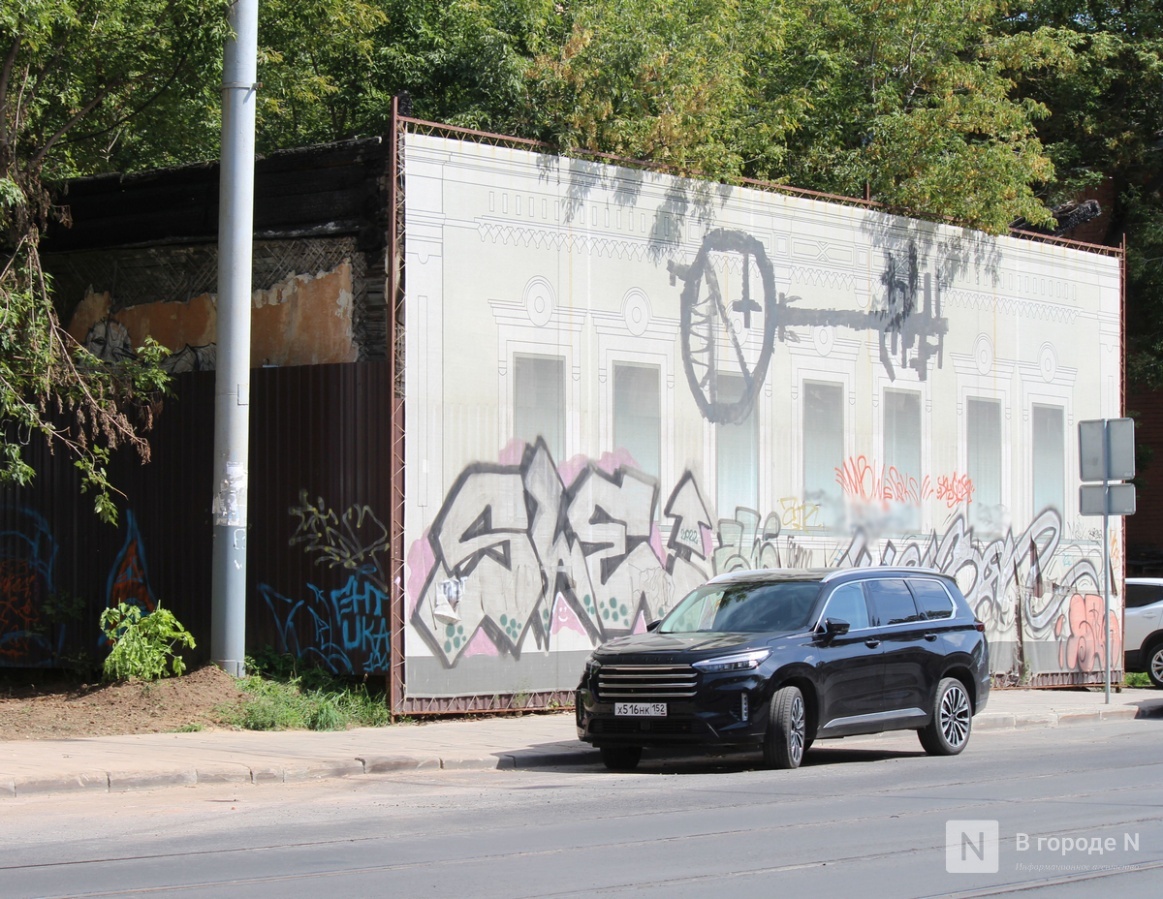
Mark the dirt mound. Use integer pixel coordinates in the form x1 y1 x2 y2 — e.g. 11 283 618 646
0 665 246 741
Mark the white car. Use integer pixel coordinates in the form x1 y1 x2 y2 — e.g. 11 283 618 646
1125 578 1163 688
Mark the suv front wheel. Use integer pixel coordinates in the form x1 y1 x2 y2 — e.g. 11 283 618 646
918 677 972 756
763 685 807 769
600 745 642 770
1146 641 1163 689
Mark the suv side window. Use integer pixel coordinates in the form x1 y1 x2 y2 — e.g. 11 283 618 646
908 578 956 620
821 583 871 630
865 578 922 625
1126 583 1163 609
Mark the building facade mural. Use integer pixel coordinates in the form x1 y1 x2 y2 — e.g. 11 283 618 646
403 132 1123 700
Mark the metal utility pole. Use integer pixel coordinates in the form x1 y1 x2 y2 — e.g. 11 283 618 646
211 0 258 677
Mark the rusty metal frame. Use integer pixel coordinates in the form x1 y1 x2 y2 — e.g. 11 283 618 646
1007 226 1124 257
400 690 576 717
387 96 408 715
1120 231 1128 622
399 117 883 215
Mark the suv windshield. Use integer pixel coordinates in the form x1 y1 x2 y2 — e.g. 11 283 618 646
659 581 821 634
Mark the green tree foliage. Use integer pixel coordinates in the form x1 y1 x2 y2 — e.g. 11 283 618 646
1004 0 1163 387
1 0 228 521
522 0 1063 232
364 0 546 135
522 0 771 177
7 0 1163 502
255 0 386 148
757 0 1068 231
246 0 1063 233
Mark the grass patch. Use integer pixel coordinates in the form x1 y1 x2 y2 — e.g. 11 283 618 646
216 651 392 732
1124 672 1152 688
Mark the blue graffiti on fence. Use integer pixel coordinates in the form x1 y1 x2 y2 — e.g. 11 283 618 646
105 511 156 614
260 575 391 674
260 493 393 674
0 508 59 666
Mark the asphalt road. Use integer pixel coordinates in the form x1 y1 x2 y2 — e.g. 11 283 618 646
2 719 1162 898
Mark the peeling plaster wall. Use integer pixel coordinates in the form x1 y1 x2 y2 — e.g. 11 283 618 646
65 259 359 368
252 263 358 366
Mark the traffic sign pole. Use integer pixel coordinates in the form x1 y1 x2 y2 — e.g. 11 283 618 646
1079 418 1135 705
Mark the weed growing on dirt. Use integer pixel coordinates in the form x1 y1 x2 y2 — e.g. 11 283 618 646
217 650 391 732
99 602 196 682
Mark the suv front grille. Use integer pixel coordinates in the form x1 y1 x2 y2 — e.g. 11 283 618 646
597 664 698 701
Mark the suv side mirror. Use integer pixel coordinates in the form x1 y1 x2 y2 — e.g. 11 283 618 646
819 617 850 642
646 619 661 632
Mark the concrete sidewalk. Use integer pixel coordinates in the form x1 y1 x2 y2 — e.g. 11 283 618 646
3 688 1161 799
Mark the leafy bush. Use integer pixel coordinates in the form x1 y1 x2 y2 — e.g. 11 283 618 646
99 601 196 682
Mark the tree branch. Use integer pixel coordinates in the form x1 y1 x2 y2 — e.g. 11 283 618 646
63 50 192 146
31 86 114 168
0 36 20 147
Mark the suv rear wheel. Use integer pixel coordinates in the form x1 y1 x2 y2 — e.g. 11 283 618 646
918 677 972 756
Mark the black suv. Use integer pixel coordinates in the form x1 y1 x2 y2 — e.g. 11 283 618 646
576 567 990 770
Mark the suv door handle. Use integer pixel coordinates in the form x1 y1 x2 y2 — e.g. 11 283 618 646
864 638 881 648
924 633 938 642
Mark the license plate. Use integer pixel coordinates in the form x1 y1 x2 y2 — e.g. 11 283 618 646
615 702 667 717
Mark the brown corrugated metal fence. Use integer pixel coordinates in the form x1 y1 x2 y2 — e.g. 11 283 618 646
0 363 392 674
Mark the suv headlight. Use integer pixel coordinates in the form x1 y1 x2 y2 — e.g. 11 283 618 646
692 648 771 673
583 656 602 678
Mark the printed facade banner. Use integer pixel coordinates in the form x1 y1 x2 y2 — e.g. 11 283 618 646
403 131 1122 700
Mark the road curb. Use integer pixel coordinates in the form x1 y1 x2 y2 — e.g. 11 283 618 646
974 705 1146 732
3 699 1159 799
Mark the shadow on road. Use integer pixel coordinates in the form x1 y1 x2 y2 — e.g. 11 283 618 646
513 741 927 775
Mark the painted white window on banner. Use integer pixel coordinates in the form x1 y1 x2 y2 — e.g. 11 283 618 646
716 373 759 519
803 381 844 531
514 354 565 461
967 397 1002 528
884 388 922 530
1032 404 1065 514
613 363 661 481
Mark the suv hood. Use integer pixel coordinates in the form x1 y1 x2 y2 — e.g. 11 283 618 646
594 631 759 660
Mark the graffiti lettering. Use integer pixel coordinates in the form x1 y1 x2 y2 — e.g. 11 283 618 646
836 455 973 510
289 491 391 595
836 508 1102 679
412 445 1104 681
411 440 710 667
936 473 975 508
257 494 395 674
779 497 821 530
1057 593 1122 674
261 575 391 674
713 508 782 573
106 511 156 615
